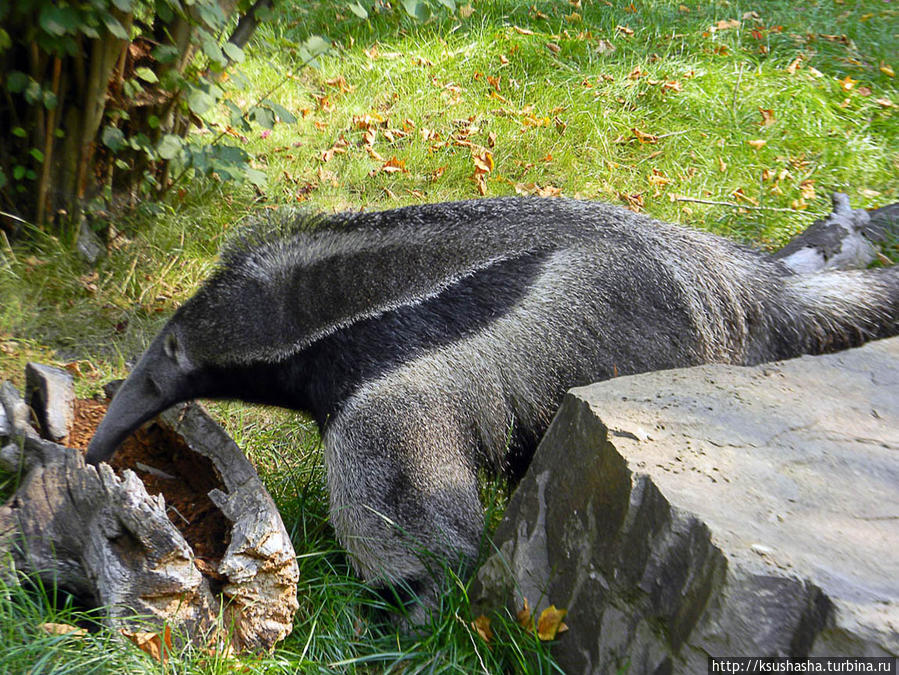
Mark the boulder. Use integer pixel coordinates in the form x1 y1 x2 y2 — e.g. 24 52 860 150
473 337 899 673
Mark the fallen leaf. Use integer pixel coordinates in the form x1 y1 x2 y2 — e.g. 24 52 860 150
512 25 535 35
471 615 493 643
567 12 582 22
460 4 474 19
857 86 872 97
595 39 616 55
536 605 569 641
517 597 534 629
618 191 644 211
839 75 856 91
473 172 488 195
859 188 880 198
786 56 803 75
874 97 896 108
381 156 407 173
546 42 561 54
717 156 727 172
714 18 741 31
631 128 658 144
881 62 895 78
616 25 634 36
325 75 354 93
499 53 510 65
317 167 339 186
758 108 775 127
121 626 172 664
487 131 497 148
40 622 87 637
472 148 494 174
747 139 766 150
791 197 808 210
799 179 816 200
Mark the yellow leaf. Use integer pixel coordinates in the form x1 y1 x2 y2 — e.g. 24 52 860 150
717 156 727 172
840 75 856 91
799 179 816 200
512 25 534 35
786 56 803 75
747 139 766 150
536 605 569 641
471 615 493 643
517 597 534 629
791 197 808 210
881 62 895 78
616 25 635 36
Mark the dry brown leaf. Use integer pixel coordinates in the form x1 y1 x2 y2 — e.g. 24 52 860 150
595 39 616 55
40 622 87 637
460 4 474 19
840 75 856 91
121 626 172 664
567 12 582 23
717 156 727 172
471 615 493 643
512 25 535 35
631 128 658 144
472 148 494 174
792 197 808 210
325 76 354 93
616 25 634 36
487 75 501 92
786 56 803 75
662 80 683 92
758 108 775 127
473 172 488 195
857 86 872 97
747 139 766 150
628 66 645 80
875 97 896 108
317 167 339 186
487 131 497 148
546 42 561 54
430 166 446 181
381 157 407 174
499 53 510 65
714 18 741 30
536 605 569 641
618 192 644 211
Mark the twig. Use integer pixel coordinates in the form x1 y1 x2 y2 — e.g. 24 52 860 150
655 129 691 140
674 197 803 213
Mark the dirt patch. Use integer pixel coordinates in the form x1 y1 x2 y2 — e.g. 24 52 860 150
69 399 230 579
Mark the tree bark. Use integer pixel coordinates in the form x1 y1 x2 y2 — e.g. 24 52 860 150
0 375 299 653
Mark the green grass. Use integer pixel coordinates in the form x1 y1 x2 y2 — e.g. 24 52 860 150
1 0 897 671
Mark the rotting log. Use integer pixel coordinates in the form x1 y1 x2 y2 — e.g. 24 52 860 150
0 372 299 652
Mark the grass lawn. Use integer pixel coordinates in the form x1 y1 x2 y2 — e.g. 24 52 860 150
1 0 897 671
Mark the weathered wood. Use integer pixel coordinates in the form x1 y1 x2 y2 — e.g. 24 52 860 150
0 377 298 652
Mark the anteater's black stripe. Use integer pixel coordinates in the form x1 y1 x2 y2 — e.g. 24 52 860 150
208 248 554 425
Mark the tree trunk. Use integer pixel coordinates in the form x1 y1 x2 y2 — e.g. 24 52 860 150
0 371 299 653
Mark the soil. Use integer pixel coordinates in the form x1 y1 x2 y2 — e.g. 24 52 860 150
68 399 230 579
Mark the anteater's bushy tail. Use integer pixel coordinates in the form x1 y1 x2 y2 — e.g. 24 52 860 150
779 266 899 357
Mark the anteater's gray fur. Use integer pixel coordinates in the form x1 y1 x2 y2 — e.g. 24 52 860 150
86 197 899 615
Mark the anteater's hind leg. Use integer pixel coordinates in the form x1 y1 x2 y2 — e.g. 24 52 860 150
323 377 484 622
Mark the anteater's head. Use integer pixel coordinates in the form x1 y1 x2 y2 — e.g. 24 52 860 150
85 235 310 466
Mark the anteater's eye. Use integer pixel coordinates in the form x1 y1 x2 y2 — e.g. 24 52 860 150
164 333 179 359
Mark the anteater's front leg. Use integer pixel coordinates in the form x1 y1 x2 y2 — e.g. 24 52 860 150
323 377 484 621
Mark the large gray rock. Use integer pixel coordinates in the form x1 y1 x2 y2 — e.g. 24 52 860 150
473 337 899 673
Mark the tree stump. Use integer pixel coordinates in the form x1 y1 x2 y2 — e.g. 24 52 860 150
0 367 299 653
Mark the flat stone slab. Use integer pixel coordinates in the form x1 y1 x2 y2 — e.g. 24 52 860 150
474 337 899 673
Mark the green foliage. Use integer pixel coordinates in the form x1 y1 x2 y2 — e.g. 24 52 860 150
0 0 330 235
